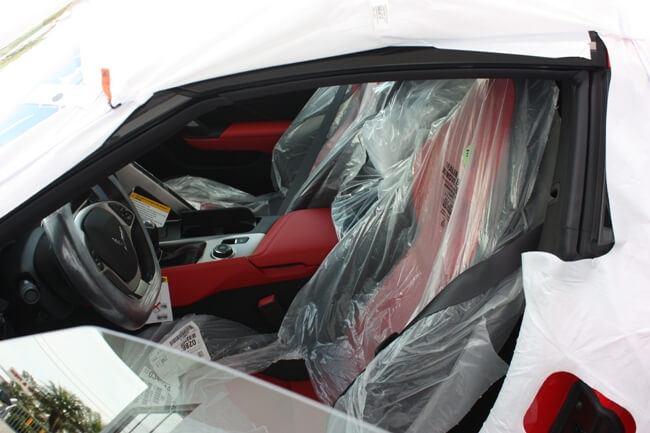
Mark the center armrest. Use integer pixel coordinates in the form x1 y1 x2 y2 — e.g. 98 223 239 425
163 208 338 307
249 208 338 269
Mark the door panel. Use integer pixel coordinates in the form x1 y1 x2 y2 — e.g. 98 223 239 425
138 88 315 195
184 120 292 153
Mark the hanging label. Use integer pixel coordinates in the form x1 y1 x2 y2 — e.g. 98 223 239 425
161 321 210 361
145 277 173 325
129 192 170 227
137 365 180 406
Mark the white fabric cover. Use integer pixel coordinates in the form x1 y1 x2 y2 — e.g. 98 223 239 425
1 2 649 430
1 0 647 220
481 37 650 433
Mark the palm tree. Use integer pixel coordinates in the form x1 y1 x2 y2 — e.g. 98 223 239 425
32 382 101 433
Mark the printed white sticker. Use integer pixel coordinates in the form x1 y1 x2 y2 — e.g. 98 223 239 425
137 365 180 406
145 277 173 325
129 192 170 227
161 321 210 361
370 0 389 30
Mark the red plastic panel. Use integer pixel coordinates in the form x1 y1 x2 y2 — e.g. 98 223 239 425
164 208 338 306
524 372 636 433
249 208 338 268
253 374 320 401
184 120 291 153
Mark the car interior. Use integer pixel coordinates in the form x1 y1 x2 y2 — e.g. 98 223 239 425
0 35 618 433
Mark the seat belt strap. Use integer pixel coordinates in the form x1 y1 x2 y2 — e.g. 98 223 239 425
409 224 543 326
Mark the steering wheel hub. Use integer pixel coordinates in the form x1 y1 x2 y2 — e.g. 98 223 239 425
83 207 138 282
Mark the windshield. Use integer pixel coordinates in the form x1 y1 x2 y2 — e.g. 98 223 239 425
0 327 385 433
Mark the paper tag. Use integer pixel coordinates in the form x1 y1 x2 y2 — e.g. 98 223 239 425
161 321 210 361
145 277 173 324
129 192 170 227
370 0 389 30
137 365 179 406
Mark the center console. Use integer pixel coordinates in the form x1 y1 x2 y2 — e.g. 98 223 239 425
116 163 339 307
157 206 274 267
160 207 338 306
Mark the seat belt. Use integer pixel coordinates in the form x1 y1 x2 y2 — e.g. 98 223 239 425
413 224 542 321
373 224 543 356
335 225 543 406
277 86 350 215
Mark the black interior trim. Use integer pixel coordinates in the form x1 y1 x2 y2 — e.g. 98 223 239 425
172 278 309 333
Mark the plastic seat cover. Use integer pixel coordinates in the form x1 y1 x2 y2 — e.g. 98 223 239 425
149 79 558 421
278 79 557 403
166 83 395 217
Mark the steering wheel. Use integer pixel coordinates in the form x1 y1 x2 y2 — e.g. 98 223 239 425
42 177 162 330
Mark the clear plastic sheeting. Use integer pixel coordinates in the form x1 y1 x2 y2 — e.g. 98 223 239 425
335 272 524 433
330 79 475 237
278 79 558 403
166 83 398 216
139 314 277 362
272 85 352 196
164 86 354 215
165 175 279 213
281 82 397 214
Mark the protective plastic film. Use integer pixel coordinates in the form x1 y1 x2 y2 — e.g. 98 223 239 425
272 85 352 196
138 314 277 362
166 83 395 216
330 79 475 237
281 82 397 214
165 175 279 213
278 79 558 403
164 86 354 214
335 272 523 433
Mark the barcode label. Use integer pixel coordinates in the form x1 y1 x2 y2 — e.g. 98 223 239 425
137 366 179 406
161 321 211 361
441 161 459 227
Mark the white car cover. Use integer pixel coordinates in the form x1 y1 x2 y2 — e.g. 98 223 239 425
481 36 650 433
1 1 649 431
